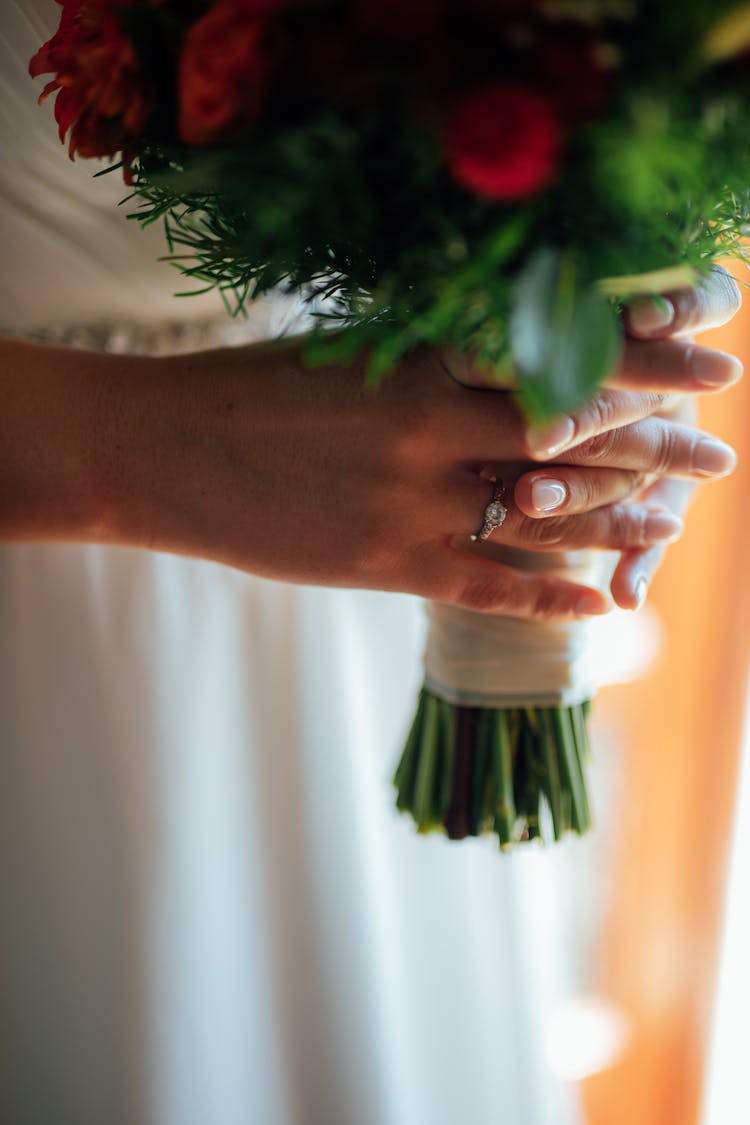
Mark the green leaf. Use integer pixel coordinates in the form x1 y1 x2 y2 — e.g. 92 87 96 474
509 247 622 420
482 212 533 268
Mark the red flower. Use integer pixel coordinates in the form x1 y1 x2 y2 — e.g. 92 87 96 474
29 0 153 161
178 0 279 146
446 84 560 201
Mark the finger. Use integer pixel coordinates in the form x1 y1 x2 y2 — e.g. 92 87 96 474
444 360 679 462
610 337 743 394
552 417 737 480
522 341 739 459
422 541 612 620
610 544 668 611
624 265 742 340
431 348 737 467
610 478 696 609
453 473 681 552
505 503 682 553
523 387 673 458
514 466 654 518
523 363 736 460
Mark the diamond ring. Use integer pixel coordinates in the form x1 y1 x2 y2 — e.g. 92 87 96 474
471 476 508 542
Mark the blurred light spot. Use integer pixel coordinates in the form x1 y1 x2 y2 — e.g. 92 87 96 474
586 604 663 688
544 996 631 1081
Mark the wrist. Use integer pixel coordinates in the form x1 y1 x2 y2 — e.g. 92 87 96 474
0 339 158 545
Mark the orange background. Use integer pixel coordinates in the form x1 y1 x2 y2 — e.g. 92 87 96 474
581 284 750 1123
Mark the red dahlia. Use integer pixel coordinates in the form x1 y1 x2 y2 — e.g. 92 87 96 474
178 0 279 146
446 84 561 201
28 0 153 161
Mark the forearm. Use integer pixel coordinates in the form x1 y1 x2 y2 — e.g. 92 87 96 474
0 337 154 544
0 330 737 621
0 335 297 566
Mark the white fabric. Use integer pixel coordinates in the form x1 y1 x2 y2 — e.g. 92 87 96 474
0 5 586 1124
425 552 600 707
426 602 594 707
0 3 227 332
425 550 622 707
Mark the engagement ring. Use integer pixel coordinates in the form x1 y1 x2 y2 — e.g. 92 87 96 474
471 477 507 542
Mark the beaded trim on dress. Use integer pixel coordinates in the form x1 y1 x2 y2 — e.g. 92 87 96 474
2 293 314 356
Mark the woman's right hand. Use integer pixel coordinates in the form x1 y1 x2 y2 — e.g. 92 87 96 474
0 267 739 624
101 328 737 621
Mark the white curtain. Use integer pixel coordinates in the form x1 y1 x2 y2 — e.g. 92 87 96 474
702 680 750 1124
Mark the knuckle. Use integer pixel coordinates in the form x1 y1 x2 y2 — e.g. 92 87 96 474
519 515 566 547
625 470 649 498
581 391 618 436
459 576 515 614
645 391 668 414
631 469 650 491
609 504 638 546
575 430 616 464
531 583 566 622
652 424 678 475
458 571 570 620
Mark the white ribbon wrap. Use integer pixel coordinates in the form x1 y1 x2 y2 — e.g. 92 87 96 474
424 549 613 708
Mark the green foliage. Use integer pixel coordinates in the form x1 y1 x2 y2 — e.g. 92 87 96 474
118 1 750 417
510 248 621 418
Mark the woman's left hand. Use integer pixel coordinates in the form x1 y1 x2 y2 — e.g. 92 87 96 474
512 268 741 609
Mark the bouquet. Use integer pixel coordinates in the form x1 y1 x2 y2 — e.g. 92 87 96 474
30 0 750 846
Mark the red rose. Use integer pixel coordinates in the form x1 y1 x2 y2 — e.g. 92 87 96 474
446 84 560 201
29 0 153 161
178 0 279 146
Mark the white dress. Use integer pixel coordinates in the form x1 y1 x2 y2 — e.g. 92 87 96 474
0 5 584 1124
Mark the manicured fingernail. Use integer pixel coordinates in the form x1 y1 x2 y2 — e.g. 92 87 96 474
644 511 683 541
634 577 648 609
531 478 568 512
526 416 575 457
575 590 610 616
628 296 675 335
690 348 743 387
693 438 737 476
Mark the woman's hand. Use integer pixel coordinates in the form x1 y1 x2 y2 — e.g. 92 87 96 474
101 322 736 622
0 266 739 623
511 266 742 608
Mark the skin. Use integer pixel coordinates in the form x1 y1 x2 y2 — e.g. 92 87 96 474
0 269 741 621
513 267 743 608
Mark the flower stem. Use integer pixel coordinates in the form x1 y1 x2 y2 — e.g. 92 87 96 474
394 689 594 848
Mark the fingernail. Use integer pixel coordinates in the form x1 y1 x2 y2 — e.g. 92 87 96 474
526 416 575 457
531 478 568 512
634 577 648 609
690 348 743 387
693 438 738 476
628 296 675 335
643 511 683 541
575 590 610 616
